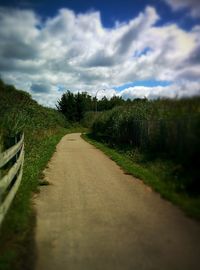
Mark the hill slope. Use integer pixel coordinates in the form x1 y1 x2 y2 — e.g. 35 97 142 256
0 80 67 270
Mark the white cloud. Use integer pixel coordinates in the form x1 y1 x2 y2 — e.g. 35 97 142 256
119 81 200 100
164 0 200 18
0 6 199 107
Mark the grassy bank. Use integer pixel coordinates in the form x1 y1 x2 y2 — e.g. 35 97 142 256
0 128 67 270
0 80 73 270
82 133 200 221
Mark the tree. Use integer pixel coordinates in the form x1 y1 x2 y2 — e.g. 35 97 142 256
57 91 76 121
75 92 85 122
57 91 94 122
57 90 148 122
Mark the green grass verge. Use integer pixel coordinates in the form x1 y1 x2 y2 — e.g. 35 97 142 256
0 127 86 270
0 125 88 270
82 133 200 221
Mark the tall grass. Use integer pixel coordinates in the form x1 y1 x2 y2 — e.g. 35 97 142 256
92 97 200 194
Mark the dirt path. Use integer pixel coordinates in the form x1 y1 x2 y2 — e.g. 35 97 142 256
35 133 200 270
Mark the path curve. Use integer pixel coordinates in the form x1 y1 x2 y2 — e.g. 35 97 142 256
35 133 200 270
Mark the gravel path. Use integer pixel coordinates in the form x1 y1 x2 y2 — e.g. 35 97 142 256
35 133 200 270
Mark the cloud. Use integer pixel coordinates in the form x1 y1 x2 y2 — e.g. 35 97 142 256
164 0 200 18
84 6 159 68
184 44 200 65
115 6 159 54
0 6 199 107
31 83 50 93
1 41 38 60
119 81 200 100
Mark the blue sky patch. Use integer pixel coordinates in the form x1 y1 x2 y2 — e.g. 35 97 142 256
57 84 66 92
134 47 152 57
114 80 173 91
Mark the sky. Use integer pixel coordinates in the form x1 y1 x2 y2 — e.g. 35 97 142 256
0 0 200 107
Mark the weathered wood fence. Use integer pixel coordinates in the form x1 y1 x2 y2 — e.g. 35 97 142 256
0 134 24 226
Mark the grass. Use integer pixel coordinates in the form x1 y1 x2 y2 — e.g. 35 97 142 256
0 127 66 270
91 99 200 195
82 133 200 221
0 80 89 270
0 124 88 270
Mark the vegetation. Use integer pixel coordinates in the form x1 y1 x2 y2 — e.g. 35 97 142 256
57 91 91 122
57 90 200 201
86 97 200 218
57 90 128 122
83 132 200 220
0 80 69 270
91 98 200 194
1 80 200 268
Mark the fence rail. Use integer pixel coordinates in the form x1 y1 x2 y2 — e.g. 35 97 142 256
0 134 24 226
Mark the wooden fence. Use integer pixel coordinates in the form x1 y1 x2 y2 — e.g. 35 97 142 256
0 134 24 226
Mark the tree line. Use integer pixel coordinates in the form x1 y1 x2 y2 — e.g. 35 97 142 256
56 90 147 122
